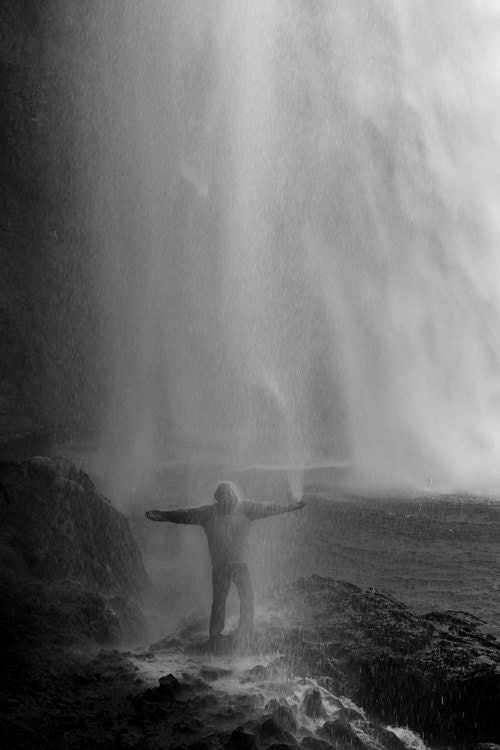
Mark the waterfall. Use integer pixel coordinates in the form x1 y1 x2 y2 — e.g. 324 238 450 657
90 1 500 492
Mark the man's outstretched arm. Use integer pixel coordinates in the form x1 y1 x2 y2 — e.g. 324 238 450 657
244 499 305 520
145 505 211 525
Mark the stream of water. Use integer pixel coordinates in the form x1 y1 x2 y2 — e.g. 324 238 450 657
84 1 500 495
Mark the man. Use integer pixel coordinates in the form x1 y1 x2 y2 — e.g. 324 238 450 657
145 481 305 639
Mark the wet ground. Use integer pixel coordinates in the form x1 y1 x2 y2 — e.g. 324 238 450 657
0 624 426 750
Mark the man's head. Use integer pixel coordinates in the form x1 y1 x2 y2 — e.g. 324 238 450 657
214 481 239 513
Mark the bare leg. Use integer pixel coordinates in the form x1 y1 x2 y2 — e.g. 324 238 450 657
209 565 232 638
232 563 254 634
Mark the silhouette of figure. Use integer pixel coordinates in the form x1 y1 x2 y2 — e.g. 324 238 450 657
146 481 305 638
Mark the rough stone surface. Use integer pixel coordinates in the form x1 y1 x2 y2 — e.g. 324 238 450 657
268 704 297 733
318 719 369 750
0 457 149 595
199 666 233 681
258 718 297 746
271 574 500 746
300 739 333 750
0 463 498 750
229 727 258 749
302 689 326 719
1 571 499 749
0 457 150 645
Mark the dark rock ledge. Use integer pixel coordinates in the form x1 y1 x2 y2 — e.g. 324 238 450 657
266 575 500 747
0 457 150 646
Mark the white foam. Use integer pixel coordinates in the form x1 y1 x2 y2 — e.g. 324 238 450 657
386 725 427 750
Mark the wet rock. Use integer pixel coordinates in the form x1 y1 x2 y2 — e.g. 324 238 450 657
229 727 258 749
97 648 121 660
0 458 150 598
234 692 264 710
318 720 369 750
190 694 219 711
365 725 408 750
179 673 211 692
27 456 60 480
258 718 297 746
0 570 149 646
108 597 148 643
150 636 183 651
174 718 203 733
269 704 297 733
359 652 500 745
138 675 182 704
315 678 342 702
50 476 85 499
300 738 334 750
188 733 219 750
210 706 245 724
134 651 156 660
246 663 269 680
335 707 364 723
302 689 326 719
199 666 232 681
195 733 228 749
140 687 170 703
272 574 500 746
114 728 143 748
158 673 181 698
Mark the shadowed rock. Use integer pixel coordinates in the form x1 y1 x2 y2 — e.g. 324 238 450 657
258 717 298 747
0 457 149 595
335 707 364 723
267 704 297 733
318 719 369 750
0 457 150 645
229 727 258 749
300 739 333 750
199 665 233 681
271 575 500 746
302 689 326 719
159 673 181 698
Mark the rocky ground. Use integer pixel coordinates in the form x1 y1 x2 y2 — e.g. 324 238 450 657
0 457 150 648
0 459 499 749
1 575 499 750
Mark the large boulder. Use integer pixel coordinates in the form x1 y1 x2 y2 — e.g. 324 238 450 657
0 457 149 595
271 575 500 747
0 574 145 646
0 457 150 645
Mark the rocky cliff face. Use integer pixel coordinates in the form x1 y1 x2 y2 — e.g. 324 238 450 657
0 457 150 645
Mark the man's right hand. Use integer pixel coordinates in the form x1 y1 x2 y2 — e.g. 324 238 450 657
145 510 165 521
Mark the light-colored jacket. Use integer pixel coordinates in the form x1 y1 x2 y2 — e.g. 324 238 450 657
158 500 299 567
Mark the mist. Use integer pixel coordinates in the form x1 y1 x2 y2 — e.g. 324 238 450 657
73 0 500 502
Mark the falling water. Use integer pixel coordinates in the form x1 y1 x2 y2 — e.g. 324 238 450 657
90 1 500 494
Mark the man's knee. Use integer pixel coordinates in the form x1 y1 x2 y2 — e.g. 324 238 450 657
234 565 254 601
